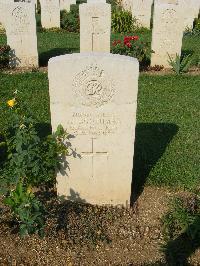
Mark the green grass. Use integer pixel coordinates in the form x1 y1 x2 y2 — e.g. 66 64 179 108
134 74 200 191
0 29 199 66
182 34 200 66
38 32 79 66
0 72 199 191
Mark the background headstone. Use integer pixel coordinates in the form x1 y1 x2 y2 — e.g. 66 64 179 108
40 0 60 29
48 53 139 206
6 1 38 67
132 0 154 29
0 0 13 27
79 2 111 52
181 0 200 30
60 0 76 12
151 0 184 67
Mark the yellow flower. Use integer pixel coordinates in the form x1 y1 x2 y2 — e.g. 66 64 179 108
7 98 16 108
27 186 32 194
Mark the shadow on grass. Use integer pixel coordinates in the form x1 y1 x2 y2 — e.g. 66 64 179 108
131 123 179 204
39 47 78 67
164 216 200 265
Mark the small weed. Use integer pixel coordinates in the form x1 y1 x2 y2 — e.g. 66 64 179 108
168 53 192 74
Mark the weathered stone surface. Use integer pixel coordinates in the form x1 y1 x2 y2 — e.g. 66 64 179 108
132 0 153 29
181 0 200 30
79 2 111 52
5 1 38 67
151 0 184 67
40 0 60 29
48 53 139 206
60 0 76 12
0 0 12 27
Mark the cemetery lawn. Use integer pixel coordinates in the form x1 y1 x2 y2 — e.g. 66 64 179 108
0 71 200 264
0 31 200 264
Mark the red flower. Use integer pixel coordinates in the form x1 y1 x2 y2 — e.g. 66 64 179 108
123 35 139 46
124 36 132 44
133 36 139 40
125 42 132 48
112 39 121 46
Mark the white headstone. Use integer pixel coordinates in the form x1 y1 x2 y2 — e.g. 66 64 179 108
60 0 76 12
6 1 38 67
132 0 153 29
181 0 200 30
40 0 60 29
79 2 111 52
151 0 184 67
0 0 13 27
48 53 139 206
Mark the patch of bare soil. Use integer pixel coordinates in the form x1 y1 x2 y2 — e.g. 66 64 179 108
142 66 200 76
0 187 199 266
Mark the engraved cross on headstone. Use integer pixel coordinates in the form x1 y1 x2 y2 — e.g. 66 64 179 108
81 138 108 178
92 17 99 51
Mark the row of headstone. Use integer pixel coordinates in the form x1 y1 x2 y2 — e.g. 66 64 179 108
119 0 200 67
42 0 200 31
121 0 200 30
0 0 199 68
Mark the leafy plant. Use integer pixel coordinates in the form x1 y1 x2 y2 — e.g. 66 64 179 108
0 45 10 69
60 5 80 33
162 194 200 241
168 53 192 74
0 91 75 236
4 181 45 237
111 35 151 65
111 7 135 33
1 91 72 190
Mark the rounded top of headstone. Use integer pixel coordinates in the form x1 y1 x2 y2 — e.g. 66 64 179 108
48 52 139 66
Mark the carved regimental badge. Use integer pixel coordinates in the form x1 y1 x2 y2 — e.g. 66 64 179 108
73 64 115 107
